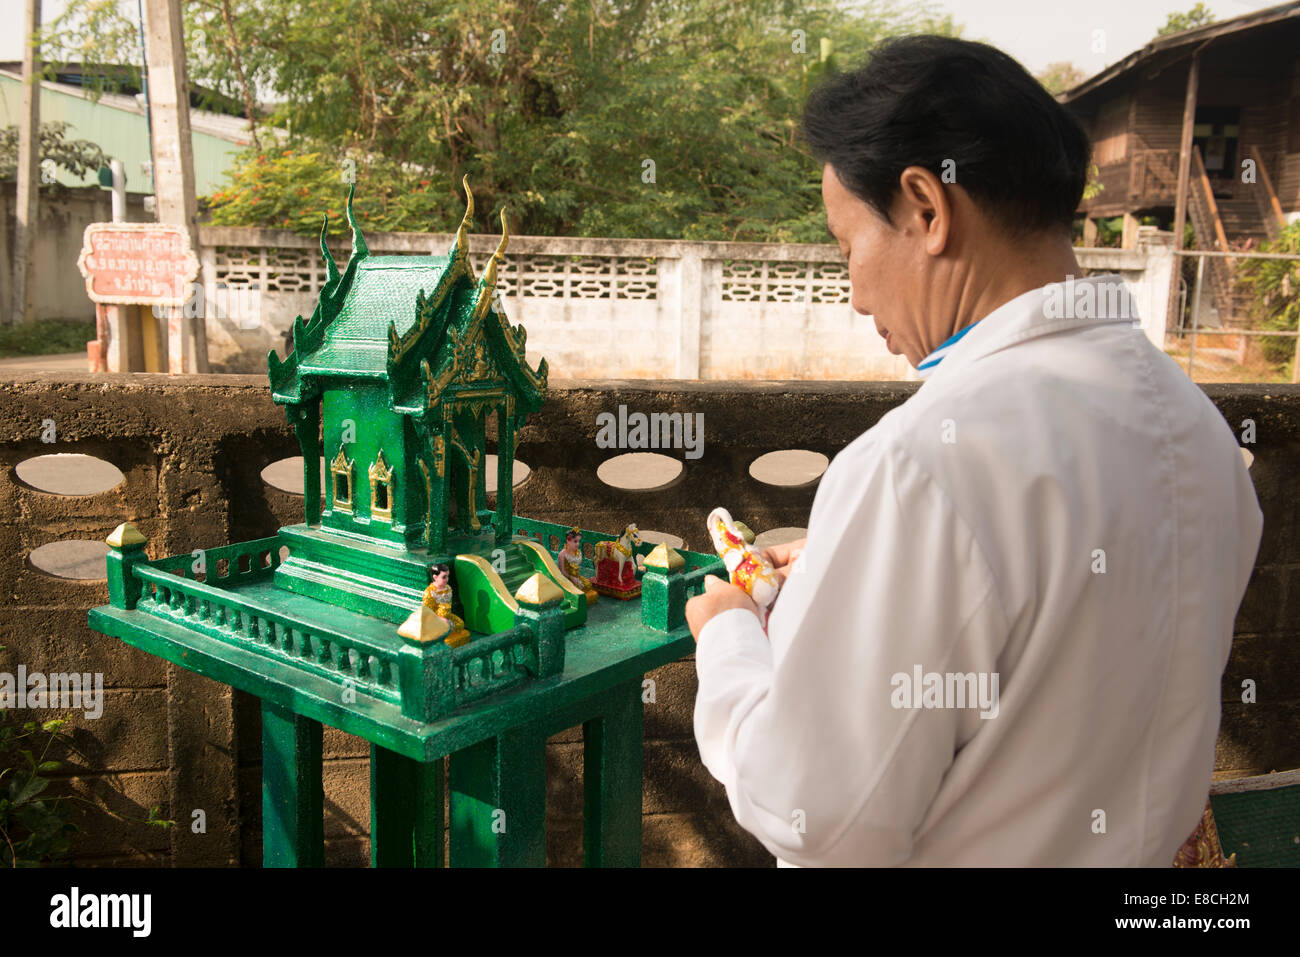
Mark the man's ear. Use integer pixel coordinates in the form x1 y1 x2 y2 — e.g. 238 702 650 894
897 166 951 256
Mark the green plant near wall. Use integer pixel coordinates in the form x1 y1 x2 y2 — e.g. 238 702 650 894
1237 222 1300 367
1 643 176 866
0 707 78 867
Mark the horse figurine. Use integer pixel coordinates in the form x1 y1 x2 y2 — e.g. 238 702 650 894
707 507 781 624
592 523 643 599
593 523 642 582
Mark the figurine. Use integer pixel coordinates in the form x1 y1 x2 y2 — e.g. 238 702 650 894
707 507 781 624
592 523 643 600
556 527 598 605
423 562 472 647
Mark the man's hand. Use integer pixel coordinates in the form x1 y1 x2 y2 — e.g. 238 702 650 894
761 537 806 584
686 574 761 642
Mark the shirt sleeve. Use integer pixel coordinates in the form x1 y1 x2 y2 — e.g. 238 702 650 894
693 437 1010 866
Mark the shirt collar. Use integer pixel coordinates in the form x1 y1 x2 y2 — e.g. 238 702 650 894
913 273 1141 383
916 321 982 379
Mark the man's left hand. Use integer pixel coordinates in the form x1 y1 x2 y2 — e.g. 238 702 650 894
686 574 762 642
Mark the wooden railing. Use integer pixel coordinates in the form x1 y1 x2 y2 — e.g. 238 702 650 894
1245 145 1287 243
1188 147 1239 323
1129 149 1180 204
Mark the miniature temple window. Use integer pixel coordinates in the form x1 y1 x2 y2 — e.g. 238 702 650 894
331 447 354 514
370 448 394 522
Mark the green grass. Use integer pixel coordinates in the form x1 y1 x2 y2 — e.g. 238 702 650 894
0 319 95 358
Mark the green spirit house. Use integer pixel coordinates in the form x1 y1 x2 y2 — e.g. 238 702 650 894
267 180 556 627
88 179 724 866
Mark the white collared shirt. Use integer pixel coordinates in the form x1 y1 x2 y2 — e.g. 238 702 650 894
693 273 1262 866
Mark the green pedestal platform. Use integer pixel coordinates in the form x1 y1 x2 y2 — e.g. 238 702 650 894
89 515 723 867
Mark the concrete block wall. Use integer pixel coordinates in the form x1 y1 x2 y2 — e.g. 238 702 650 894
0 373 1295 866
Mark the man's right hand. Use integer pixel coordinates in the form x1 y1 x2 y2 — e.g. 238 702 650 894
761 537 806 584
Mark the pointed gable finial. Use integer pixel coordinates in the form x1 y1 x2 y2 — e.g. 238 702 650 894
346 181 368 259
318 213 339 286
481 207 509 288
455 174 474 260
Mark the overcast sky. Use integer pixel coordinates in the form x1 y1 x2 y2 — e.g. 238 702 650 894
0 0 1285 78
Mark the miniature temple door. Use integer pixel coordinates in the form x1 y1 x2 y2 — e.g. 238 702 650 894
424 431 449 553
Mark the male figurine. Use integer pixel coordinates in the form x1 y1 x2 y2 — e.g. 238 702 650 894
556 527 598 605
422 563 471 647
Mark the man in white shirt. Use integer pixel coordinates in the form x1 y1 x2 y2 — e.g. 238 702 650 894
686 35 1263 866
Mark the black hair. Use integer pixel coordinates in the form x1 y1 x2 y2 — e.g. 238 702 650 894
800 35 1091 237
431 563 450 577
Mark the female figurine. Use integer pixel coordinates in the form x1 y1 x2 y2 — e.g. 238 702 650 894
423 563 471 646
707 507 781 625
556 527 598 605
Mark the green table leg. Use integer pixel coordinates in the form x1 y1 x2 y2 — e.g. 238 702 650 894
261 700 324 867
449 728 546 866
370 744 444 867
583 680 644 867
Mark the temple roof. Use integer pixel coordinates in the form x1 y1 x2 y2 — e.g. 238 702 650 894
267 178 547 417
297 256 453 377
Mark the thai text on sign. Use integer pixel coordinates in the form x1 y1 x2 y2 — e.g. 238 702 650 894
76 223 200 306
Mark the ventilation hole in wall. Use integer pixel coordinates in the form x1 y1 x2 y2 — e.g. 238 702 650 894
748 450 829 488
637 529 685 550
261 456 325 496
753 527 807 550
216 558 230 578
14 453 124 496
549 534 561 552
596 452 683 491
28 540 110 580
1240 447 1254 469
484 455 532 494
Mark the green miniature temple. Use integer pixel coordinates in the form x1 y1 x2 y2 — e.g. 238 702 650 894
267 179 560 627
88 178 725 867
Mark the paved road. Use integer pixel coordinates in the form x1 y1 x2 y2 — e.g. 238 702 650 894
0 352 89 372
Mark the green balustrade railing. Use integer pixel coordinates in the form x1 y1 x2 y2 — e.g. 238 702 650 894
133 563 405 706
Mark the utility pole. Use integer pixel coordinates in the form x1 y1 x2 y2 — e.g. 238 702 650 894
10 0 42 326
142 0 209 371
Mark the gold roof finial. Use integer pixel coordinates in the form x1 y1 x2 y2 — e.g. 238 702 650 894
455 174 474 261
481 208 509 288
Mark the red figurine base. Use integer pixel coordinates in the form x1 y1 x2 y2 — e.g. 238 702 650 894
592 557 641 600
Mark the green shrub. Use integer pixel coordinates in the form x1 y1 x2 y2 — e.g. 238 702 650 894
1236 222 1300 367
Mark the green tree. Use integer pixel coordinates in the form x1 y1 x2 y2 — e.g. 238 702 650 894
48 0 965 242
1158 3 1215 36
0 121 108 184
1035 61 1088 96
1236 222 1300 369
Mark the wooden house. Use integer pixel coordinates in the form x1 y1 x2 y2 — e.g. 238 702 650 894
1062 2 1300 327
